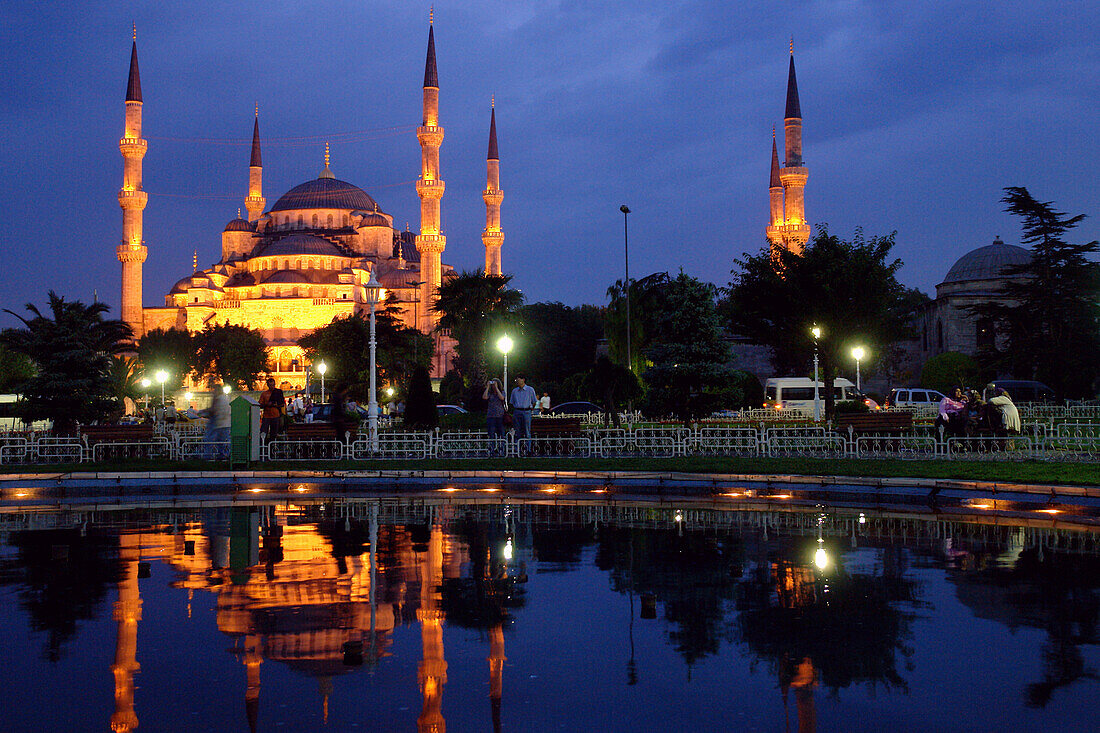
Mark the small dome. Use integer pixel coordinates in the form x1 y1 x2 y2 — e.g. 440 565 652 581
359 211 389 227
169 275 193 294
270 177 379 213
258 234 349 258
224 218 254 233
942 238 1031 284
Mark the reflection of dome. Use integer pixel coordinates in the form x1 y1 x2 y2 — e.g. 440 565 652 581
942 237 1031 284
259 234 348 258
270 177 380 213
223 218 254 232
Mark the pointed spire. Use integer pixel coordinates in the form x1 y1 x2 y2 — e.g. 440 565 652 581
193 249 198 272
770 128 781 188
319 142 334 178
126 28 142 102
487 105 498 161
238 207 242 219
423 20 438 88
250 111 262 167
784 41 801 120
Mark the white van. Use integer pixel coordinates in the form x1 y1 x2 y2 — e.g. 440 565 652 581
884 388 946 409
764 377 857 414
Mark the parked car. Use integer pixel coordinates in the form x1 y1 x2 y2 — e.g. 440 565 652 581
884 388 946 409
437 404 468 415
981 380 1056 403
310 403 369 422
546 401 603 416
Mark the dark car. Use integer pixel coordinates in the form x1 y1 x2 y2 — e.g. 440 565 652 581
437 404 468 415
983 380 1057 403
310 403 368 422
546 401 603 416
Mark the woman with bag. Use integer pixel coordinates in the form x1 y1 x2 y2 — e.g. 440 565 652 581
484 379 507 451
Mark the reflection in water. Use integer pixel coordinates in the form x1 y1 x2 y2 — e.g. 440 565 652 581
1 501 1100 730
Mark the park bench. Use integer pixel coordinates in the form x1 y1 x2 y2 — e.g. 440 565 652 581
285 422 358 441
79 424 164 461
833 411 913 436
527 417 584 456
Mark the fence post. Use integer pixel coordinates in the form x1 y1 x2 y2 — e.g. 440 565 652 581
847 424 855 457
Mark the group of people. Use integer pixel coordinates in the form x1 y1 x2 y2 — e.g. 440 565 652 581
483 374 550 443
936 384 1022 441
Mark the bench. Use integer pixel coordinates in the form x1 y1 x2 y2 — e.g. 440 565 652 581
527 418 584 456
285 423 358 441
80 425 157 444
79 425 164 461
834 412 913 435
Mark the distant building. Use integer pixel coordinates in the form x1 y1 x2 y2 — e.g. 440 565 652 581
765 43 811 256
116 20 504 385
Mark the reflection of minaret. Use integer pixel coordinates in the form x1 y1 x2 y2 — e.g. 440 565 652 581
791 657 817 733
417 524 447 733
489 624 505 733
111 533 142 732
243 634 262 733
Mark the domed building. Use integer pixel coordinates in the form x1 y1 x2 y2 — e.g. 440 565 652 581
120 20 506 385
916 236 1031 361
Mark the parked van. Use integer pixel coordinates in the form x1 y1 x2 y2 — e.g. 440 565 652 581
764 378 857 414
884 388 946 409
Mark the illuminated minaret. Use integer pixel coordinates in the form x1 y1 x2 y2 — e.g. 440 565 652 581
244 107 265 222
482 101 504 276
111 533 142 732
118 26 148 337
765 127 785 252
777 40 810 254
415 12 446 331
417 524 447 733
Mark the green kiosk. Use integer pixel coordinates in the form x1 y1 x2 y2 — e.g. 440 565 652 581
230 395 261 465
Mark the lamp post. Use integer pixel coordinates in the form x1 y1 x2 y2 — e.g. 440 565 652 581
222 385 231 396
497 335 513 406
365 271 384 452
141 378 151 412
316 361 327 405
619 205 632 372
811 325 822 422
155 370 169 408
851 346 866 393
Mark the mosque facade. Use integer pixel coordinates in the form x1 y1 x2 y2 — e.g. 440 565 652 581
117 20 503 385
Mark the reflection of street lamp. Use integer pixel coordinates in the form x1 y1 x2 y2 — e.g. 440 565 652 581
815 514 829 570
316 361 327 405
497 335 513 405
141 378 151 411
851 346 866 392
155 370 169 408
811 325 822 422
365 271 385 452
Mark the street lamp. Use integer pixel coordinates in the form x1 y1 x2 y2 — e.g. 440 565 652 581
497 334 514 405
365 271 385 452
851 346 866 393
155 370 169 409
619 205 632 371
810 325 822 422
222 385 231 395
141 378 151 412
316 361 327 405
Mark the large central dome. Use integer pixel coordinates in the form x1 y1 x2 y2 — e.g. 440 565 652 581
270 176 380 213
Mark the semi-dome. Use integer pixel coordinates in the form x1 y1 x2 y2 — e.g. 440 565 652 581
263 270 312 284
223 217 254 232
941 237 1031 284
270 176 379 213
258 234 349 258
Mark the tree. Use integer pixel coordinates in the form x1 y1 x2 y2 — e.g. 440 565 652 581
969 187 1100 397
138 327 194 390
404 364 438 429
726 227 914 417
606 272 671 374
643 272 739 420
0 344 34 393
433 271 523 404
192 323 269 390
107 355 142 413
581 356 642 425
920 352 981 395
0 292 132 432
510 302 604 386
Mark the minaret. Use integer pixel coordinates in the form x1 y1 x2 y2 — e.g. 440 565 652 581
245 106 265 222
777 39 810 253
118 26 148 337
765 127 785 252
482 100 504 276
111 533 142 733
414 12 446 332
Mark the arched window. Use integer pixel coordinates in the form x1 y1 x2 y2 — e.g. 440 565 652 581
295 258 302 270
312 214 318 228
936 320 945 351
327 214 334 228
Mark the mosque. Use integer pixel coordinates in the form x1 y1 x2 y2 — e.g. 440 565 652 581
116 18 504 384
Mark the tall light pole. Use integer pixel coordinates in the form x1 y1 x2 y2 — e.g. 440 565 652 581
851 346 866 393
155 370 169 409
811 325 822 422
141 378 151 412
316 361 327 405
497 335 514 406
365 272 384 452
620 205 632 372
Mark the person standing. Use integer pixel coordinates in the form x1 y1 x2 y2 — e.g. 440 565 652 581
200 386 231 460
988 387 1021 436
539 392 551 414
258 377 285 442
509 374 538 446
483 379 507 451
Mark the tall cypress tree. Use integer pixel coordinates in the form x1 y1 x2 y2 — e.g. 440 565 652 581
970 187 1100 397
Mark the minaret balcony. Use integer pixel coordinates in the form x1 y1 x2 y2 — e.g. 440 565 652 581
482 189 504 205
416 178 446 199
415 234 447 253
116 243 148 263
117 189 148 209
778 167 808 186
417 125 445 146
118 137 148 157
482 230 504 243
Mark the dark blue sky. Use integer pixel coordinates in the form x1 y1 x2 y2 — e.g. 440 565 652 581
1 1 1097 323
